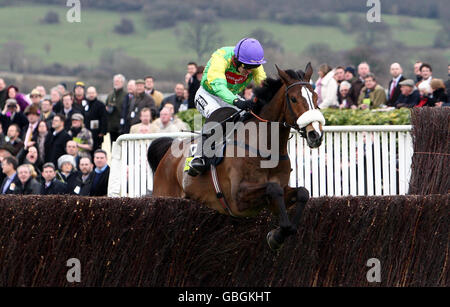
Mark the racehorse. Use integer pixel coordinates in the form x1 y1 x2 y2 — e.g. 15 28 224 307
147 63 325 249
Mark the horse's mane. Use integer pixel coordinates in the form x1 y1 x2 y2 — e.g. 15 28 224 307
253 69 305 114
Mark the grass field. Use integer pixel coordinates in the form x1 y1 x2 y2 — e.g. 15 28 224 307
0 4 447 69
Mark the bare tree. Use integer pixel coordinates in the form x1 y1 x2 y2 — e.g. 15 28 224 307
0 41 25 72
176 20 223 62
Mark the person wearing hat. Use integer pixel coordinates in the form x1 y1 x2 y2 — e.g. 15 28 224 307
344 66 356 82
393 79 420 108
56 154 79 193
126 79 156 129
22 104 41 149
0 98 28 134
68 112 93 153
73 81 87 107
29 89 43 107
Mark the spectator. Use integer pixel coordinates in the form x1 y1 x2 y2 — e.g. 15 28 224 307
20 146 42 178
127 79 156 128
334 66 346 84
186 62 201 109
106 74 127 144
84 86 107 153
120 79 136 134
50 87 63 114
144 76 164 110
14 164 41 195
40 98 55 127
0 124 6 146
161 103 189 131
416 82 432 108
357 73 387 109
40 162 67 195
129 107 159 134
445 64 450 98
315 64 338 109
65 140 81 169
6 124 24 156
44 114 72 165
72 156 93 196
0 99 28 133
35 86 47 99
155 108 180 133
57 83 67 96
35 120 48 165
68 113 93 153
338 81 355 109
0 78 7 109
89 149 110 196
160 83 186 114
349 62 371 106
6 85 30 112
394 79 420 108
418 63 433 87
56 154 79 194
414 61 423 83
61 92 83 129
344 66 356 82
22 105 40 149
429 79 448 108
29 89 43 107
73 81 87 108
0 156 19 194
386 63 406 107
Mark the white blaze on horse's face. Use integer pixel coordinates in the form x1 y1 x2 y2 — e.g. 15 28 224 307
296 86 326 137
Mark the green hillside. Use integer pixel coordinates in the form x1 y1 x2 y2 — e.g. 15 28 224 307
0 4 447 70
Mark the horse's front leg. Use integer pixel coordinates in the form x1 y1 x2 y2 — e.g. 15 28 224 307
284 186 310 230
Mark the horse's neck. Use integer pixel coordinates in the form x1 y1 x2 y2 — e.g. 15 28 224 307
256 87 291 155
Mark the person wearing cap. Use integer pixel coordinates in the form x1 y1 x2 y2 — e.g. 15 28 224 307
68 112 93 153
394 79 420 108
344 66 356 82
0 98 28 134
29 89 43 107
40 162 67 195
73 81 87 107
187 37 267 176
386 63 405 107
126 79 156 128
22 104 40 149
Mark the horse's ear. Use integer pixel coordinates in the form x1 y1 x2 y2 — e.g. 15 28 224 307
275 64 291 84
304 62 313 82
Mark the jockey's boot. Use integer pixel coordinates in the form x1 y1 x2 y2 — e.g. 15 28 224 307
188 134 208 177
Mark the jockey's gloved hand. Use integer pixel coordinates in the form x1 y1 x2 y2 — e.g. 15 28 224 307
233 97 255 111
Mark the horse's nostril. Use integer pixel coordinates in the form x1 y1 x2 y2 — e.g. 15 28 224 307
307 131 320 141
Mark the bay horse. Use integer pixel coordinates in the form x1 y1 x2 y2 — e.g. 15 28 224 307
148 63 325 249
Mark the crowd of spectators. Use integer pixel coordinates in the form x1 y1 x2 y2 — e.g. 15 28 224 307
0 60 448 196
314 62 450 110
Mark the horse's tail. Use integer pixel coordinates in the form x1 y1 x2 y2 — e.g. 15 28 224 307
147 137 174 173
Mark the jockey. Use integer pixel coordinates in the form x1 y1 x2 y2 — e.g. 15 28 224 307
188 37 267 176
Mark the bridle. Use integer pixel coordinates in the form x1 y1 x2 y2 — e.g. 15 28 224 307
282 81 316 138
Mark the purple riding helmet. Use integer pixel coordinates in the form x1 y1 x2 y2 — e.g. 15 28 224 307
234 38 266 66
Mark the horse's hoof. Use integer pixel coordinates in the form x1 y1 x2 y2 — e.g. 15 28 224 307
266 230 283 250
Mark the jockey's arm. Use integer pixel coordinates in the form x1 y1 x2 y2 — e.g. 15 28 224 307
206 51 239 105
252 65 267 87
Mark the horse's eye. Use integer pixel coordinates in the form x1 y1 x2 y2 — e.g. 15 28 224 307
291 97 297 103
